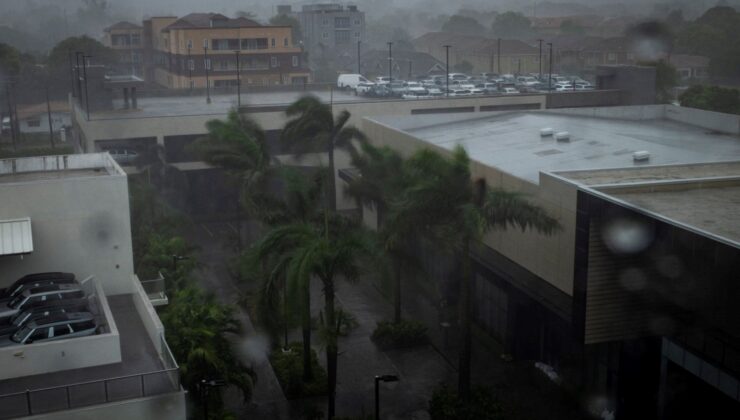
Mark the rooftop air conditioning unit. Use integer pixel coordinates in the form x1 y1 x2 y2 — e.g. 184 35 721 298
633 151 650 162
540 128 554 137
554 131 570 142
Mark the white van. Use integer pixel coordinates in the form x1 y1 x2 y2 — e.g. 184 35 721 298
337 74 372 89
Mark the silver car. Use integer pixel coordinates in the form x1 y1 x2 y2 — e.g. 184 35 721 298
0 312 97 347
0 301 89 337
0 284 85 323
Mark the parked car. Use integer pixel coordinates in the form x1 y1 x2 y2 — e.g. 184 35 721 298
108 150 139 165
375 76 392 85
367 85 393 98
480 83 499 94
0 302 89 337
387 81 407 97
517 76 540 86
448 73 469 81
501 87 519 94
0 272 75 299
402 91 430 100
449 89 472 97
0 284 86 323
469 88 486 95
427 88 444 97
337 74 372 89
355 82 376 95
0 312 97 347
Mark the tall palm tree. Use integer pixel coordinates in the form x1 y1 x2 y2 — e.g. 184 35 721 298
190 109 274 250
345 142 416 323
396 146 560 400
251 216 377 419
281 95 366 212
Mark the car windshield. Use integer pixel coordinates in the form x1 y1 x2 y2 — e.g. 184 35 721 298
8 294 25 309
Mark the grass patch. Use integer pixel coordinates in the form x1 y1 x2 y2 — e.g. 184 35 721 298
429 384 504 420
371 320 428 350
270 341 327 399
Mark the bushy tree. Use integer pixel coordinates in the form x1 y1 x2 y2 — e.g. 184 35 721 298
490 12 532 39
679 85 740 115
453 60 473 74
0 43 21 77
441 15 486 36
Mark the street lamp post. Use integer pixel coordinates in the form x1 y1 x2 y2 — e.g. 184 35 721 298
172 254 189 271
357 40 361 74
497 38 501 74
387 42 393 84
75 52 84 100
67 50 75 97
547 42 553 91
204 46 211 104
443 45 450 97
82 55 92 121
200 379 227 420
187 45 192 90
538 39 543 81
374 374 399 420
234 50 241 108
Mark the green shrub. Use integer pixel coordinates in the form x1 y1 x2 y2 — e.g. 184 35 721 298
429 384 504 420
371 320 428 350
270 342 328 399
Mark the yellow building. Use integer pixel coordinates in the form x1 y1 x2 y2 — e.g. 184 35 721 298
144 13 310 89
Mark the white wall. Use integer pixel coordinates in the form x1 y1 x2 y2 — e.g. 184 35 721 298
20 113 71 134
0 170 135 296
131 275 164 354
665 105 740 135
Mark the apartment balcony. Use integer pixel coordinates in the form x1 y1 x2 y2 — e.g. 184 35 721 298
140 272 168 307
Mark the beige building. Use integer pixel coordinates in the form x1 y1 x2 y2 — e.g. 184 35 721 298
144 13 310 89
103 21 145 77
413 32 541 75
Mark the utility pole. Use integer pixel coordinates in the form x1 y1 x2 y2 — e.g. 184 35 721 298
489 46 494 73
82 55 92 121
204 45 211 104
187 44 192 90
497 38 501 74
45 84 55 149
387 42 393 83
75 52 84 100
357 40 361 74
4 82 17 150
68 50 76 97
538 39 543 80
234 50 241 108
444 45 450 97
408 60 412 79
547 42 553 91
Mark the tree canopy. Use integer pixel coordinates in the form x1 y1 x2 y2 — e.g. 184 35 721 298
673 6 740 81
0 43 21 77
679 85 740 115
441 15 486 36
490 12 532 39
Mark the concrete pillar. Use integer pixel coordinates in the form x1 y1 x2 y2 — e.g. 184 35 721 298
131 87 138 109
122 88 130 109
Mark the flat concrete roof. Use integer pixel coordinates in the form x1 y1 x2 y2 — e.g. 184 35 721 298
370 111 740 184
609 184 740 246
95 90 368 119
0 295 173 418
556 161 740 186
0 168 110 184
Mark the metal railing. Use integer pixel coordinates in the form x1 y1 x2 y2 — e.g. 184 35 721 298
140 272 167 305
0 367 180 419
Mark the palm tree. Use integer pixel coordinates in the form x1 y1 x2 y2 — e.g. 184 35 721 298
396 146 560 400
190 109 274 250
345 141 415 323
251 216 377 418
281 95 366 212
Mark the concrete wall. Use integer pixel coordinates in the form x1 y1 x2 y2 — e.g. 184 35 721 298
26 391 187 420
0 279 121 380
131 275 164 354
546 90 623 109
361 118 578 295
665 105 740 135
0 165 135 296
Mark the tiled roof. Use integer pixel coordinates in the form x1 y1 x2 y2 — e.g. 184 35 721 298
104 21 142 32
163 13 261 31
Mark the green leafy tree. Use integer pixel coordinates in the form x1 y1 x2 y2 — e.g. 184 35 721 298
639 59 678 103
674 7 740 82
0 43 21 77
395 146 559 399
560 20 585 36
251 217 378 418
47 36 115 85
161 286 256 409
490 12 532 39
679 85 740 115
441 15 486 36
281 95 367 212
453 60 474 75
191 110 274 251
270 14 303 45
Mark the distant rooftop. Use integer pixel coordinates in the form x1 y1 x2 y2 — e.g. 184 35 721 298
163 13 261 31
0 154 124 184
369 109 740 184
104 21 142 32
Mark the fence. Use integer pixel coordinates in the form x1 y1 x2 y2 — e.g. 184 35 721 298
140 272 167 305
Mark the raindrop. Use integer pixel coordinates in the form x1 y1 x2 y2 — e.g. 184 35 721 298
602 217 653 254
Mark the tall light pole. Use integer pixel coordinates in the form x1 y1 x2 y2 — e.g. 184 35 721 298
374 374 399 420
443 45 450 97
497 38 501 74
387 42 393 83
234 50 241 108
538 39 543 80
82 55 92 121
204 45 211 104
187 44 192 90
75 51 84 100
547 42 553 91
357 40 361 74
67 50 75 97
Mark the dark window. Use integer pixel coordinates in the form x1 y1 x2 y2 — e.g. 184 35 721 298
27 119 41 127
131 34 141 45
53 324 71 337
335 30 350 43
271 38 276 47
271 56 278 67
72 320 96 332
335 17 350 28
292 56 299 67
241 38 268 50
29 328 49 341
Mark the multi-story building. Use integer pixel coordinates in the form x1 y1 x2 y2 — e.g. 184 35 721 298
280 4 366 72
103 21 145 77
145 13 310 89
413 32 541 75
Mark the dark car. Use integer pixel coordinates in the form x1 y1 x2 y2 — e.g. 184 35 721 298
0 272 76 299
0 284 86 323
0 312 97 347
0 302 89 337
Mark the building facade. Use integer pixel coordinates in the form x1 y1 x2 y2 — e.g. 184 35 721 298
103 21 145 77
280 4 366 73
145 13 310 89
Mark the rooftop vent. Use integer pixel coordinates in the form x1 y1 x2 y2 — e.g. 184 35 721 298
633 151 650 162
554 131 570 142
540 128 554 137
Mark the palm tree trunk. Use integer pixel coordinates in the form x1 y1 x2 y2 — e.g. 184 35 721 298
393 256 402 323
457 237 472 401
325 280 338 419
302 278 313 381
328 143 337 212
